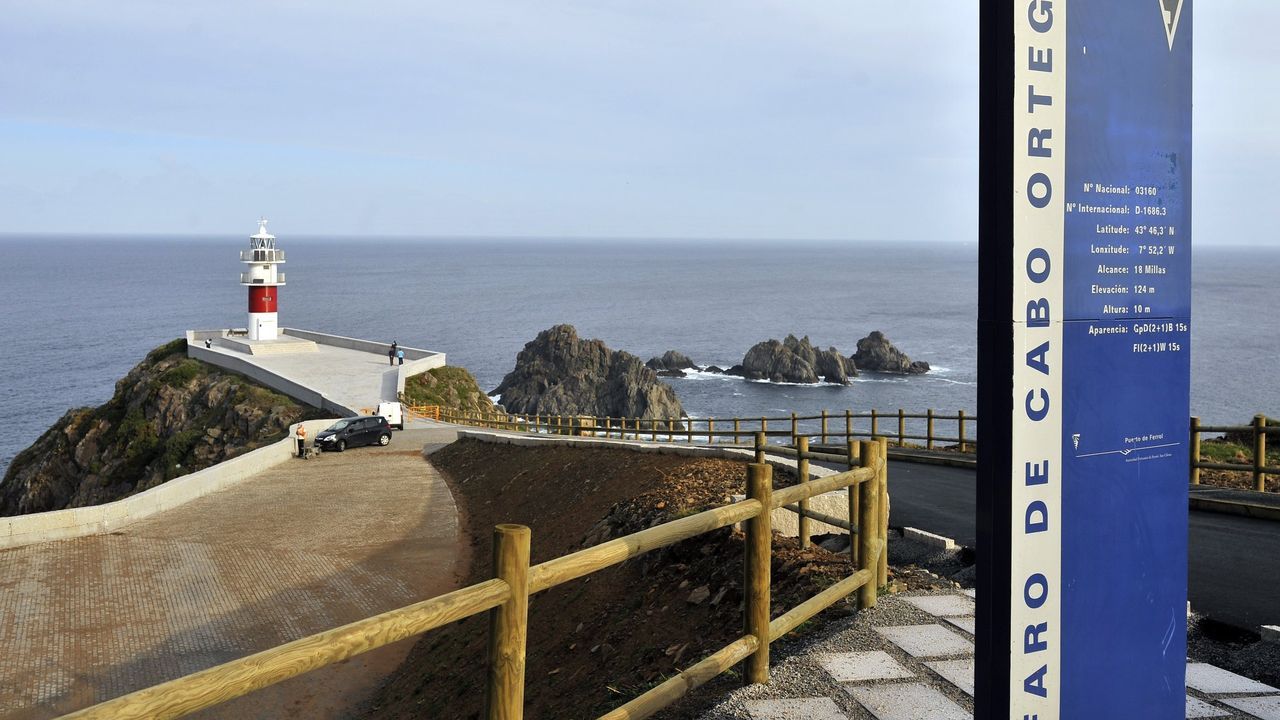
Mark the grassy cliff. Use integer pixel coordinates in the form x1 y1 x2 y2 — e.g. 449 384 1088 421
0 339 332 516
401 366 495 416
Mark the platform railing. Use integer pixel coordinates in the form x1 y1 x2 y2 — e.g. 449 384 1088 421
60 440 890 720
440 407 978 453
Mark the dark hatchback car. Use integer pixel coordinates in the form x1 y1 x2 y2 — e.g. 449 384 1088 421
315 416 392 452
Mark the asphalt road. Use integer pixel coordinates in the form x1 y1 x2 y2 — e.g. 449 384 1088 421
849 459 1280 631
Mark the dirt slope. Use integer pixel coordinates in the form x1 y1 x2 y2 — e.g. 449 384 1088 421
364 440 860 720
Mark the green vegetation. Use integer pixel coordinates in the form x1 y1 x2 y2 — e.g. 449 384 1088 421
1200 437 1280 466
145 337 188 363
401 366 495 415
159 358 205 387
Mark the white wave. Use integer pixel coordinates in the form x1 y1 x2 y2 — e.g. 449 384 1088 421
929 377 977 387
672 368 741 381
929 366 953 374
852 375 909 384
743 377 849 388
489 393 502 403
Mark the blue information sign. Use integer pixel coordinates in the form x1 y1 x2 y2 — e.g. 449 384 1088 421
978 2 1192 718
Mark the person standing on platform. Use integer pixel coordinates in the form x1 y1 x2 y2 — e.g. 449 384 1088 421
388 346 395 366
296 424 307 458
397 348 405 365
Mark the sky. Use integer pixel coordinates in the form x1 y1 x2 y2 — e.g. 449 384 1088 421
0 2 1274 245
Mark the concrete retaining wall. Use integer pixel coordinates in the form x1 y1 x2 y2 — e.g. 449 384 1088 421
0 419 334 550
453 428 854 538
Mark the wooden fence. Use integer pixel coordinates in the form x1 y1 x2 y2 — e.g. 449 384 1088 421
445 408 1280 494
404 403 442 421
1191 414 1280 492
441 407 977 453
61 437 890 720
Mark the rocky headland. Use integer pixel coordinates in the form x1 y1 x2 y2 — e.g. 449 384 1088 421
852 331 931 374
493 325 686 421
0 339 331 517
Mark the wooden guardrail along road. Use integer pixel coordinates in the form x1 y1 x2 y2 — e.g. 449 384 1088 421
444 407 1279 494
61 436 889 720
1190 414 1280 492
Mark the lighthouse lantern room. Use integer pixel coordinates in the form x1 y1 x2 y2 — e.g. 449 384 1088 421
240 218 286 341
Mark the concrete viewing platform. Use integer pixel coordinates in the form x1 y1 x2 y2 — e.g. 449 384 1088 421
186 328 445 417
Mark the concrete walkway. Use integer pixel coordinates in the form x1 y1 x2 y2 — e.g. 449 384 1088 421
0 428 464 719
204 340 401 413
697 588 1280 720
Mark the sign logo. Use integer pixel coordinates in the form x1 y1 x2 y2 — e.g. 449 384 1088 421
1159 0 1184 49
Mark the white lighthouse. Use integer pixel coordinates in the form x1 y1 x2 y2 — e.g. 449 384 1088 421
240 218 286 341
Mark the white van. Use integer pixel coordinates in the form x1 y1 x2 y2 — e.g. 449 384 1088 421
377 401 404 430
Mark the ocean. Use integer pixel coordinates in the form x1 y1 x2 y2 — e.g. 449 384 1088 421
0 236 1275 476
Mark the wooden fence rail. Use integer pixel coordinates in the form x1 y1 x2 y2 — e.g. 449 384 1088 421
1190 414 1280 492
61 441 889 720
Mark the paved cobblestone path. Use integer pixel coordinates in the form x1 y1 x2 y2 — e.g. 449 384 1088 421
0 428 464 719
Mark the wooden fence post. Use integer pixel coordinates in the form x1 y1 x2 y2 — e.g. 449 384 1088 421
744 463 773 685
734 418 741 445
1190 416 1201 485
926 409 935 450
1256 414 1269 492
651 418 658 442
847 440 860 567
845 409 852 443
871 409 879 437
876 437 889 588
821 410 829 445
797 437 811 549
897 409 905 447
958 410 967 453
485 524 531 720
755 432 767 464
708 418 715 445
687 418 693 444
791 413 798 447
858 441 881 610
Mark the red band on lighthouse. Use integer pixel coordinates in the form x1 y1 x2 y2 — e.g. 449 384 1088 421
249 286 278 313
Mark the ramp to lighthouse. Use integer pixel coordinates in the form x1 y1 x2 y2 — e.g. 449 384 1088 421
186 328 446 417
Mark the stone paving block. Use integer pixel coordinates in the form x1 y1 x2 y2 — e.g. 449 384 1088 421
1185 695 1231 718
746 697 848 720
817 651 915 683
1186 663 1279 695
944 616 975 635
875 624 974 659
902 595 976 618
925 658 974 696
1221 695 1280 720
845 682 970 720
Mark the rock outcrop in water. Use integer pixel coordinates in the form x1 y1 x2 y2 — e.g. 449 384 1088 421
645 351 698 372
493 325 686 422
739 335 854 385
0 339 331 517
852 331 930 374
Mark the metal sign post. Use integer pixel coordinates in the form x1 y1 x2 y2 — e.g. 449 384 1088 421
977 2 1192 718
